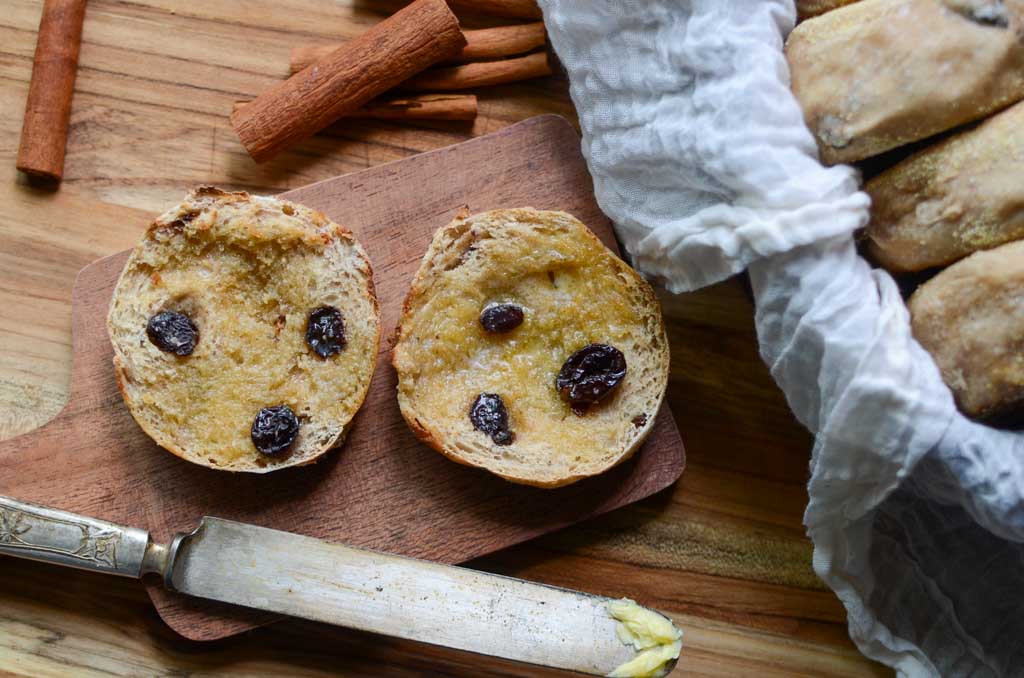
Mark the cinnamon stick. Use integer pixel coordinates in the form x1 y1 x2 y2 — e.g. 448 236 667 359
453 22 545 62
231 0 466 163
290 23 546 73
402 52 550 91
17 0 88 181
448 0 542 19
233 94 478 121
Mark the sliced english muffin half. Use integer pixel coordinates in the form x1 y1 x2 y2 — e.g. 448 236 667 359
107 187 379 472
393 208 669 488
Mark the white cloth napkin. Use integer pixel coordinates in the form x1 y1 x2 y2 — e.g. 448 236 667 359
540 1 1024 676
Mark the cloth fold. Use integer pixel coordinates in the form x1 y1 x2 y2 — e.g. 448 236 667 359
541 0 869 292
540 1 1024 675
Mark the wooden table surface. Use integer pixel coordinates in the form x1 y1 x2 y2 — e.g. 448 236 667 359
0 1 887 676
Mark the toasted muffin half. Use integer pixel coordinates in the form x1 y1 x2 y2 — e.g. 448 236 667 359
909 240 1024 421
108 187 379 472
393 208 669 488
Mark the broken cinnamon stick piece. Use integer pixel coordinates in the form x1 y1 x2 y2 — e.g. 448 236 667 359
448 0 542 19
290 23 546 73
17 0 88 181
233 94 478 121
444 21 545 64
402 51 550 91
231 0 466 163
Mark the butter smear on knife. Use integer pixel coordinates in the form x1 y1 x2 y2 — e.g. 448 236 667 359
606 598 683 677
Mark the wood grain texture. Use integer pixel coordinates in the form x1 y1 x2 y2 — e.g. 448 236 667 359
0 0 886 674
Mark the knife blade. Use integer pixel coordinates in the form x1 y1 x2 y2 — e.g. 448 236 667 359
0 496 681 676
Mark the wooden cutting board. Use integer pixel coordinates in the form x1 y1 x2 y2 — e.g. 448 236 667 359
0 115 685 641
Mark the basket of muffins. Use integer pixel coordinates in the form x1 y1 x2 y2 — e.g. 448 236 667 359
788 0 1024 423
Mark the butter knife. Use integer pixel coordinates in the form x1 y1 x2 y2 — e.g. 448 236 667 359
0 495 681 676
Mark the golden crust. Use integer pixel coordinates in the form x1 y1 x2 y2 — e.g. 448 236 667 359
400 397 651 489
866 100 1024 272
797 0 861 19
909 240 1024 419
392 208 668 489
108 187 380 473
787 0 1024 164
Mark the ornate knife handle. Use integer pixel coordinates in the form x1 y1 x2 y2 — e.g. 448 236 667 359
0 495 166 578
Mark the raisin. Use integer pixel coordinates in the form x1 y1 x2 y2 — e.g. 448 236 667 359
251 405 299 455
470 393 514 446
146 311 198 356
479 303 524 333
950 3 1009 28
556 344 627 413
167 211 197 230
306 306 346 358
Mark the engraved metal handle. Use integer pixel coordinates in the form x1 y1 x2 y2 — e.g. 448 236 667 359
0 496 167 578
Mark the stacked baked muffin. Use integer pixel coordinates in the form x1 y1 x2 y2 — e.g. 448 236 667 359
787 0 1024 421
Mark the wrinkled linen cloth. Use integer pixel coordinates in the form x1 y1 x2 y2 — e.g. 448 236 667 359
539 1 1024 675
